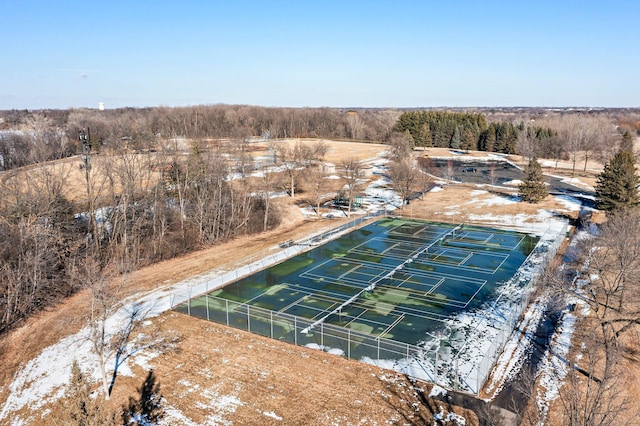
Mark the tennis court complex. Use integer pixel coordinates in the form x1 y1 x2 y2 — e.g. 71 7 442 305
176 218 537 349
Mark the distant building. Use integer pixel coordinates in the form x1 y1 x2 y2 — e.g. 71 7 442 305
319 162 336 174
360 165 374 178
98 102 105 111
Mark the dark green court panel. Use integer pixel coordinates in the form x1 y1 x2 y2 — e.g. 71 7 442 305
175 218 538 347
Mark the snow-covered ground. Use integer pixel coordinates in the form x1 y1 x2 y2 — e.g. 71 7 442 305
0 159 592 425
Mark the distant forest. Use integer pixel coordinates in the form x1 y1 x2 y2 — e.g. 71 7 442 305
1 105 638 173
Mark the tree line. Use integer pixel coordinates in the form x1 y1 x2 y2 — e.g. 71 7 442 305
0 106 401 171
393 110 561 156
2 106 638 174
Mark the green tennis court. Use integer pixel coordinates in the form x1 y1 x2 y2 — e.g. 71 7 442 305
175 217 538 347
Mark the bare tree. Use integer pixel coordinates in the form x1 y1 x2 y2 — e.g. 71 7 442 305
346 112 364 140
557 325 630 426
304 166 330 216
388 157 421 209
387 131 414 161
99 148 155 267
341 158 363 217
488 162 498 185
259 166 279 231
442 159 455 182
547 210 640 424
516 119 536 161
555 115 603 176
75 259 158 400
274 140 327 198
378 110 402 141
0 164 74 333
274 143 298 197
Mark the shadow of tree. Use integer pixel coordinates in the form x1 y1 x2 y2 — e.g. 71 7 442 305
121 369 164 425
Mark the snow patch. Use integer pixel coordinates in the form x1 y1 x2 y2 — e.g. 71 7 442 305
428 385 447 398
262 411 283 421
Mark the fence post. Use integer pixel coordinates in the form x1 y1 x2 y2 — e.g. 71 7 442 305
206 294 209 321
348 329 351 359
225 299 229 326
454 358 459 391
477 355 481 395
247 305 251 332
270 311 273 338
321 322 324 349
187 288 191 316
294 317 297 346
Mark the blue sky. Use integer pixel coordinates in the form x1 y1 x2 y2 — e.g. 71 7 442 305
1 1 638 109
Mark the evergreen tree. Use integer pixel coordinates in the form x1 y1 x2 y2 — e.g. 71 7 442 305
480 123 497 152
57 360 113 425
417 123 432 147
461 127 476 151
519 157 548 203
595 144 640 212
621 130 634 153
450 126 461 149
393 111 488 150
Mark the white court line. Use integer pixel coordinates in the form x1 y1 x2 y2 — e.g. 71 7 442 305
457 252 473 266
416 247 509 275
338 263 363 280
378 313 406 339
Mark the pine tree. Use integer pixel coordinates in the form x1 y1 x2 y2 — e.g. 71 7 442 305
461 127 476 151
417 123 432 147
595 144 640 212
621 130 634 153
450 126 461 149
57 360 113 425
519 157 548 203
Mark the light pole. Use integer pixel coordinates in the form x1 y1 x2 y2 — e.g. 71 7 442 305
79 128 96 251
79 128 91 172
79 128 92 199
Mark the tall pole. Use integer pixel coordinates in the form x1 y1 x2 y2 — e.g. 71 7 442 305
79 128 97 254
79 128 91 180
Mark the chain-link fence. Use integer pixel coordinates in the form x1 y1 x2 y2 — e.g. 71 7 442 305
172 218 568 395
169 211 386 311
448 220 569 393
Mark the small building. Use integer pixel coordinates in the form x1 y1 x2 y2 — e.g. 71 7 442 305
319 162 336 174
360 165 374 178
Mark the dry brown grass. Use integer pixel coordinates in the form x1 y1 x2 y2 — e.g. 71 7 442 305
52 312 478 425
254 138 389 165
2 141 631 425
0 198 481 425
543 319 640 426
396 183 581 225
